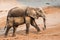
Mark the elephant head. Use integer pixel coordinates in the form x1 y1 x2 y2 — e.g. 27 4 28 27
26 7 39 19
36 7 46 30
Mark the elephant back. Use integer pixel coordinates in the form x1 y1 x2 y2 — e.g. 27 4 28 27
8 7 26 17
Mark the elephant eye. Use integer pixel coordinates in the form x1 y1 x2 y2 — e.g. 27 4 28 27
39 10 43 13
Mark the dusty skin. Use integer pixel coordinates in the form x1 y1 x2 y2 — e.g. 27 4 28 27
0 6 60 40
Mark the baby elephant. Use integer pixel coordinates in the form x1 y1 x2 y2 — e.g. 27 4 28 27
4 7 41 37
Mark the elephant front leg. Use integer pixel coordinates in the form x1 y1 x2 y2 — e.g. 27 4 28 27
25 17 30 34
31 19 40 32
5 26 11 37
26 23 30 34
12 27 17 37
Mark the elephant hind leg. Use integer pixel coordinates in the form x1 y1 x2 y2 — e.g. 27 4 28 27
5 26 11 37
12 26 17 37
31 19 40 32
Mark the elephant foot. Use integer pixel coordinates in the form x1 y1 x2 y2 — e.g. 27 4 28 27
37 29 40 32
26 32 29 34
26 29 29 34
43 27 46 30
4 33 8 38
26 31 29 35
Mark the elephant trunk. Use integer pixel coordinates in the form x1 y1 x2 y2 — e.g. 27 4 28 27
42 15 46 30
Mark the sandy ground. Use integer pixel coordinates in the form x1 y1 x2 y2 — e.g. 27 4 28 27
0 7 60 40
0 24 60 40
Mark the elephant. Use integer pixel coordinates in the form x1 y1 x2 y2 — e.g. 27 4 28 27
4 7 46 37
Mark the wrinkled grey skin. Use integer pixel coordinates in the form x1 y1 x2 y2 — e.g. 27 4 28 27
4 7 46 37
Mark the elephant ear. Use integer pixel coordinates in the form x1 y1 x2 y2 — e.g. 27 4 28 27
36 7 45 17
26 7 38 19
